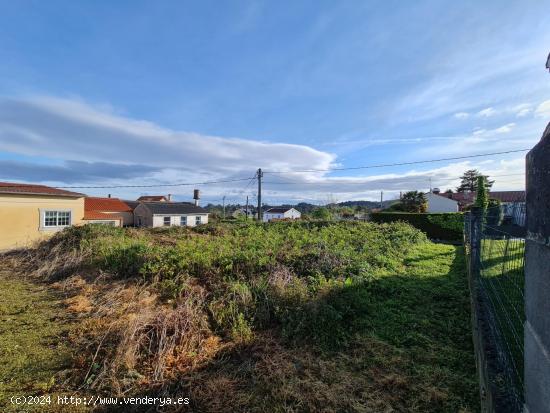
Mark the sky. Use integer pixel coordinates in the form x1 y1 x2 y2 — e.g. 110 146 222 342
0 0 549 204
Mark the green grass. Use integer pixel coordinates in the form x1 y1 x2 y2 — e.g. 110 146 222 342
1 223 480 412
0 271 85 412
480 238 525 394
180 242 480 412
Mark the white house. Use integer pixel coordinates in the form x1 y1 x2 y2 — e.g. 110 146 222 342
134 202 209 227
425 191 459 213
263 207 301 222
232 207 255 219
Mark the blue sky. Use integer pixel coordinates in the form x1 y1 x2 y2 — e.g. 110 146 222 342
0 0 549 203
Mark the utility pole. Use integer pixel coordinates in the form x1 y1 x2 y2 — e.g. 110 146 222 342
222 195 226 219
380 190 383 209
257 168 263 221
245 195 249 220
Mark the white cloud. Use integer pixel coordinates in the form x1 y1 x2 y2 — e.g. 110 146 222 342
494 123 515 134
477 107 497 117
453 112 469 119
535 100 550 118
0 96 530 202
0 96 335 177
513 103 532 117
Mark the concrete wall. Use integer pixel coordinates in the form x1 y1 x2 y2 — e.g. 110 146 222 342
0 194 85 250
133 204 153 227
426 192 459 213
524 122 550 413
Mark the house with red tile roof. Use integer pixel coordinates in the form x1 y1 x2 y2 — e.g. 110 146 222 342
0 181 86 250
137 195 172 202
83 197 134 226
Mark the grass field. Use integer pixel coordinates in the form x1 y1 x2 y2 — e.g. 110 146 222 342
0 222 479 412
0 271 85 412
480 237 525 394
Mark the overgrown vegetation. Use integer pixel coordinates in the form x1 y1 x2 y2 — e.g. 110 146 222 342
370 212 464 241
1 221 478 412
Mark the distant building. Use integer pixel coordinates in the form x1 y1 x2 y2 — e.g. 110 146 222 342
134 202 209 227
439 190 526 225
263 207 301 222
232 207 255 219
425 190 459 213
0 181 85 250
137 194 172 202
83 197 134 226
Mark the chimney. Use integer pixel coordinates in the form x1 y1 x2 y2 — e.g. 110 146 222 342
108 194 111 198
193 189 200 206
167 194 172 202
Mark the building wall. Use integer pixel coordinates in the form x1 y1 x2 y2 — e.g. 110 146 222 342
264 209 301 222
152 214 209 227
100 211 133 226
426 193 459 213
133 204 153 227
283 209 301 219
0 194 85 250
84 219 121 227
263 213 283 222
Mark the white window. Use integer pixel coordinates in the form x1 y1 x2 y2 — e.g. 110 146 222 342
195 215 201 225
163 216 171 226
180 216 187 226
42 210 71 229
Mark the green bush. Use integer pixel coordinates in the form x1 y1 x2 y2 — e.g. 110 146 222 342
40 221 428 350
370 212 464 241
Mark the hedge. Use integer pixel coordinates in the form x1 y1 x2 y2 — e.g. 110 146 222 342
370 212 464 241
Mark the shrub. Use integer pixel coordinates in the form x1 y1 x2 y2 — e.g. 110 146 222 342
370 212 464 241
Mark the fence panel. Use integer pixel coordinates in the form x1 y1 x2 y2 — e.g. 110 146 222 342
464 204 525 412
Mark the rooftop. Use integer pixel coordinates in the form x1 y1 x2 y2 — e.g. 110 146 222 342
141 202 208 215
137 195 170 202
85 197 133 212
0 182 85 197
265 207 295 213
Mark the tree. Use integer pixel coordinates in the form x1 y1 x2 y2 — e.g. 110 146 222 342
456 169 494 192
400 191 427 213
474 176 489 210
311 207 333 220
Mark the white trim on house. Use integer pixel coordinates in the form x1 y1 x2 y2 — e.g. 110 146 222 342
39 208 73 231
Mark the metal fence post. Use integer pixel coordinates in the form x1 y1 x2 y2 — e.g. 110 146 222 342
524 123 550 412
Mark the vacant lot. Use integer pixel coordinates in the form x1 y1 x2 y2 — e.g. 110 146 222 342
0 222 479 412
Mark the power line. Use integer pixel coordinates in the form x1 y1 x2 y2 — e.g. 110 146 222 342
262 173 525 186
263 149 531 174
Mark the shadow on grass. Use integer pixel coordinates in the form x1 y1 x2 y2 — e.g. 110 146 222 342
100 245 479 413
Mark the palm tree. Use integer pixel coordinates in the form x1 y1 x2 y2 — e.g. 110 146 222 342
401 191 427 213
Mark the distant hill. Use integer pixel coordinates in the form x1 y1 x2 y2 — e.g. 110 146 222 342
204 199 397 214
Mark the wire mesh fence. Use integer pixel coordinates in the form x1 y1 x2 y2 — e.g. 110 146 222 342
464 203 525 411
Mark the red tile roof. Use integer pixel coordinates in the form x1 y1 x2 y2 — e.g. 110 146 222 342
137 195 169 202
488 191 526 203
83 211 123 222
85 197 133 212
439 190 525 206
0 181 85 197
